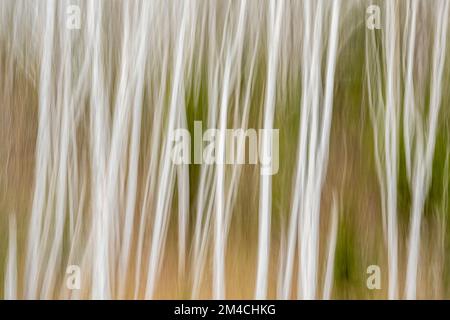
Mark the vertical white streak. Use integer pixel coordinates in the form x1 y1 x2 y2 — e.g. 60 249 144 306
5 214 17 300
145 2 189 298
405 0 449 299
24 0 56 299
383 1 400 299
40 1 73 297
255 0 283 300
89 0 111 299
118 1 152 299
316 0 340 300
323 195 338 300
